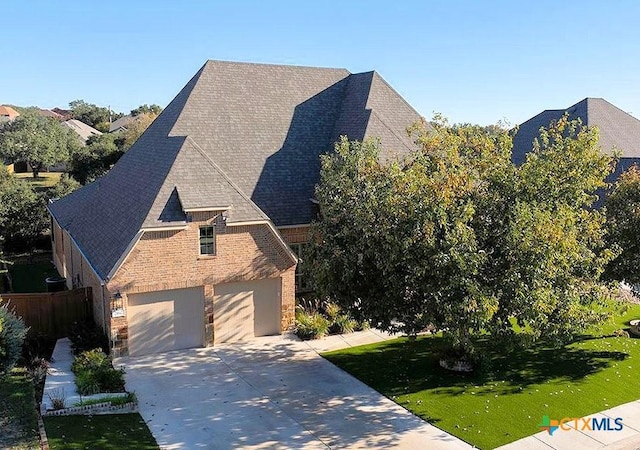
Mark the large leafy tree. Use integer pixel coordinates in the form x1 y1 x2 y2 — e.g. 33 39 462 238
604 165 640 288
310 116 616 356
69 133 123 184
0 166 48 250
69 99 123 132
0 112 80 177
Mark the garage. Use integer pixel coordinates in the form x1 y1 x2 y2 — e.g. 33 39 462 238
213 278 281 344
127 287 205 356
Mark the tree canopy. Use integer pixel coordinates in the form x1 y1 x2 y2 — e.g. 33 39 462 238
605 165 640 289
0 112 81 177
309 116 617 356
69 99 123 132
131 104 163 117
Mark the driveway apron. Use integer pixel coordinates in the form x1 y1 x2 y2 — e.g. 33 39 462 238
118 334 472 449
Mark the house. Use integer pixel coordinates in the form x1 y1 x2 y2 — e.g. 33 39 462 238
61 119 102 143
0 105 20 123
38 108 64 120
47 60 422 357
108 114 137 133
511 98 640 178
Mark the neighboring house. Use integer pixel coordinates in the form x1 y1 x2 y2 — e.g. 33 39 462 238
52 107 72 120
61 119 102 143
108 114 136 133
512 98 640 178
48 60 422 357
38 108 64 120
0 105 20 123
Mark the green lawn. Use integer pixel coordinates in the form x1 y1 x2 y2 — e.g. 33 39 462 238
44 414 159 450
0 369 40 450
15 172 62 192
9 260 59 293
323 302 640 450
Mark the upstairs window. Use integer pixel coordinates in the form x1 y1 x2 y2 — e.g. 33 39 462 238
199 226 216 255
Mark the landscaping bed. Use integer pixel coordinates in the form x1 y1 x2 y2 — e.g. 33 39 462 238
323 301 640 449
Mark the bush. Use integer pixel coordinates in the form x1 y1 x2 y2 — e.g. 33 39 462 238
69 320 109 355
71 348 125 395
0 303 28 373
294 307 330 340
329 314 358 335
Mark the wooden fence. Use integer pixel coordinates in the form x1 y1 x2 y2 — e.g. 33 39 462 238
0 287 93 339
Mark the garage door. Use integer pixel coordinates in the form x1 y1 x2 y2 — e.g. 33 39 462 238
128 287 205 356
213 278 281 344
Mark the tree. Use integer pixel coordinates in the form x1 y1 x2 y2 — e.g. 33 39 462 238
0 304 28 374
0 112 80 177
121 112 158 149
310 116 616 358
69 100 123 132
131 104 163 117
49 174 81 200
605 165 640 288
69 133 123 184
0 169 48 250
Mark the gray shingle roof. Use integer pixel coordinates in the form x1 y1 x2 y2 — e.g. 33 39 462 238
49 60 423 280
512 98 640 165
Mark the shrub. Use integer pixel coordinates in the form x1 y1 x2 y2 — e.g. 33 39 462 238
72 348 125 395
355 320 371 331
0 303 28 374
329 314 357 335
294 307 330 340
69 320 109 355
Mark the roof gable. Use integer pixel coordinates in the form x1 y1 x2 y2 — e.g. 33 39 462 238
512 98 640 165
49 60 424 279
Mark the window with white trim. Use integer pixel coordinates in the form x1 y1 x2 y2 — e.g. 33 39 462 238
199 225 216 255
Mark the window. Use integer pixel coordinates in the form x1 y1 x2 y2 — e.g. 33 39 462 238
291 242 313 293
199 226 216 255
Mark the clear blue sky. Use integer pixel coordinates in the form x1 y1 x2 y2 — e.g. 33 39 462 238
3 1 640 126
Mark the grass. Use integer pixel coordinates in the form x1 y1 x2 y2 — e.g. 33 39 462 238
0 368 40 450
14 172 62 192
323 302 640 450
9 260 59 292
44 413 159 450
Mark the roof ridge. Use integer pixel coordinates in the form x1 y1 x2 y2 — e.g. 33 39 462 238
366 108 414 153
368 71 423 122
183 136 270 220
204 59 351 73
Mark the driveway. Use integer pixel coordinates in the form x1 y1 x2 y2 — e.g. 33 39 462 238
118 334 472 449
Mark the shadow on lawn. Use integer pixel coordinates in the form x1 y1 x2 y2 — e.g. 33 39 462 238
324 334 630 398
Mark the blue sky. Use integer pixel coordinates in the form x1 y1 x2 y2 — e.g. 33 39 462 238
3 1 639 125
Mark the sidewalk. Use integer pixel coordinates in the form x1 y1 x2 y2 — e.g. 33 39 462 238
496 401 640 449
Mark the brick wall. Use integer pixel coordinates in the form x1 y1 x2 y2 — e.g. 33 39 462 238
106 218 296 356
278 226 310 245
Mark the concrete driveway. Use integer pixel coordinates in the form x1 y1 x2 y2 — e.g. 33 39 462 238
118 334 472 449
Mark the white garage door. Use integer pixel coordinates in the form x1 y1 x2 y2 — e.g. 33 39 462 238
213 278 281 344
128 287 205 356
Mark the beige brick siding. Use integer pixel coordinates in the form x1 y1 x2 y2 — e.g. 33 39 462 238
105 219 295 356
52 212 296 356
278 226 310 245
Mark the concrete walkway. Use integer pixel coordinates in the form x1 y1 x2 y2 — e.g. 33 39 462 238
496 400 640 449
118 330 473 449
42 338 128 414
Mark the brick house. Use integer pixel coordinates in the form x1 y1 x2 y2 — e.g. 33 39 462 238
48 60 421 356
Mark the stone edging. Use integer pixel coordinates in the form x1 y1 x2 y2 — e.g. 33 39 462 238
42 401 137 417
